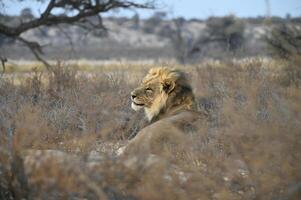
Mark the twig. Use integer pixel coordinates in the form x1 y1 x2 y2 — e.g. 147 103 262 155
16 36 53 71
0 56 7 74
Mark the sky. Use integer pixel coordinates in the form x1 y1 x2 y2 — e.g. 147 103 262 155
2 0 301 19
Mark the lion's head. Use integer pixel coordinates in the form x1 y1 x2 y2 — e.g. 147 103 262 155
131 67 196 122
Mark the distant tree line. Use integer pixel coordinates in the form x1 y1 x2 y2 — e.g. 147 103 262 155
1 4 301 66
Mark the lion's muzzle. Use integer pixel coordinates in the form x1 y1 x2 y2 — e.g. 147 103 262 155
131 91 144 111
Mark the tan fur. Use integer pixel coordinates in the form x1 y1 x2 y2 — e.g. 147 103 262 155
121 67 205 157
145 92 168 121
122 110 204 156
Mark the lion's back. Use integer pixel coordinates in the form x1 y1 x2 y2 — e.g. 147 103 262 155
122 110 205 156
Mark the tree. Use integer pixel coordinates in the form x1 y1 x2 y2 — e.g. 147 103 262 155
265 24 301 87
143 11 166 33
20 8 34 20
265 24 301 59
131 13 140 30
205 15 245 52
0 0 155 71
169 17 193 64
164 15 246 64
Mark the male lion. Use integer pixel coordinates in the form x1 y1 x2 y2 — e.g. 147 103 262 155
120 67 205 156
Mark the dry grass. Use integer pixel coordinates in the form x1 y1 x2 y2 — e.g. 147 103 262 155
0 58 300 200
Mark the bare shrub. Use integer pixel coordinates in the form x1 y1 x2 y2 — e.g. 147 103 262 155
277 59 301 87
48 61 78 93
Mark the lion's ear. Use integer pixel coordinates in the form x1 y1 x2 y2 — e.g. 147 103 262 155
162 79 175 94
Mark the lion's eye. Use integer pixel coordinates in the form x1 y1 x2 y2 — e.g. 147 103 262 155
145 87 152 92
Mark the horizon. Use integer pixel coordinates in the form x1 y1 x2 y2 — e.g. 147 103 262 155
1 0 301 19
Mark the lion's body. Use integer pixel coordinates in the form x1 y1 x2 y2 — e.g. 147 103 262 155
121 67 205 156
123 110 203 156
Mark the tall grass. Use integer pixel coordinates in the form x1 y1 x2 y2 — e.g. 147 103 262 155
0 58 300 199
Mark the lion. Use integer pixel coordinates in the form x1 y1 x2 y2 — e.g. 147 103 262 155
119 67 206 157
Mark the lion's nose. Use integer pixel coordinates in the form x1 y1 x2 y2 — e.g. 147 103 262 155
131 93 136 99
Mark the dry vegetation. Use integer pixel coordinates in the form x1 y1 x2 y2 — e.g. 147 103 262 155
0 58 301 200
